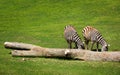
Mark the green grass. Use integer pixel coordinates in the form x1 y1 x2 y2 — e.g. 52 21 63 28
0 0 120 75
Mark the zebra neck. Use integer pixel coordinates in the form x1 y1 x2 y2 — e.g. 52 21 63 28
76 38 82 45
99 38 107 46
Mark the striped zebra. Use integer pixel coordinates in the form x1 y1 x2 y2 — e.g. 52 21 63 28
64 25 85 49
82 26 109 51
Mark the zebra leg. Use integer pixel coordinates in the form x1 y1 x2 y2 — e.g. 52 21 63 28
85 40 89 50
96 42 99 51
74 42 78 49
69 42 72 49
67 40 72 49
91 42 95 50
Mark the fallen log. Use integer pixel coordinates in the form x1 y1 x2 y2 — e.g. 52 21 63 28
4 42 120 62
4 42 36 50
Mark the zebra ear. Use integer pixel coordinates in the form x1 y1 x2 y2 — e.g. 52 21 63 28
108 44 110 46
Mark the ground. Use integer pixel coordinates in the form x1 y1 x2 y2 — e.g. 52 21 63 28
0 0 120 75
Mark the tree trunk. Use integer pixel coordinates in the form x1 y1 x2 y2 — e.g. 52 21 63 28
4 42 36 50
4 42 120 62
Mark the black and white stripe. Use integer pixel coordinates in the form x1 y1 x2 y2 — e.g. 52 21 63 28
82 26 108 51
64 25 85 49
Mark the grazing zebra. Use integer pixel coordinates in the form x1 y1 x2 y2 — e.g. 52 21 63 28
64 25 85 49
82 26 109 51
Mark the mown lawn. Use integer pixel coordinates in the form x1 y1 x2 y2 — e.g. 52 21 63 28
0 0 120 75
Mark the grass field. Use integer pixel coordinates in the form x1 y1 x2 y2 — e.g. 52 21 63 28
0 0 120 75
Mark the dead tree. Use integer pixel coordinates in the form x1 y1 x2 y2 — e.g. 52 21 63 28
4 42 120 62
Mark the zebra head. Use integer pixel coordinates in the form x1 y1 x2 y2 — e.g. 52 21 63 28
102 44 108 51
77 42 85 49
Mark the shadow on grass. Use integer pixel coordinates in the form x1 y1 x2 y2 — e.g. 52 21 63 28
91 49 101 52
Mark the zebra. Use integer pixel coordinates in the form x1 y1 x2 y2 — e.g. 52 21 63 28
82 26 109 51
64 25 85 49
